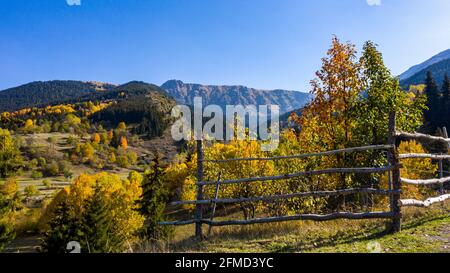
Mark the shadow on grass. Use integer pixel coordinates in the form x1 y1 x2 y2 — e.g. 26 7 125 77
274 213 450 253
169 210 450 253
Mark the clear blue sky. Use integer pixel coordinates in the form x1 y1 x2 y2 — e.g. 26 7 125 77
1 0 450 91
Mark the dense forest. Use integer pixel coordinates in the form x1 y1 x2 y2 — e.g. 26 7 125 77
401 58 450 88
91 97 172 138
422 72 450 132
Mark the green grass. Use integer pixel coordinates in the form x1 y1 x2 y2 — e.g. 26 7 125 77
168 205 450 253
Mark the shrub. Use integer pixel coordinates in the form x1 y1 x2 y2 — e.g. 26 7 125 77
31 171 43 180
42 180 52 189
24 185 39 198
44 161 60 177
126 151 138 166
116 155 129 168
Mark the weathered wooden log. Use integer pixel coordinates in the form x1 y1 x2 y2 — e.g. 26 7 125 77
396 131 450 143
400 176 450 185
203 145 393 163
202 212 395 227
198 165 400 186
170 188 401 206
399 153 450 160
399 194 450 207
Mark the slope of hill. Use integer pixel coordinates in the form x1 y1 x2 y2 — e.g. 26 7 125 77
90 81 176 137
161 80 311 114
0 80 116 113
400 49 450 81
400 58 450 88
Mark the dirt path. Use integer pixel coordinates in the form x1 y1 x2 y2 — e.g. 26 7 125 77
436 224 450 252
3 236 41 253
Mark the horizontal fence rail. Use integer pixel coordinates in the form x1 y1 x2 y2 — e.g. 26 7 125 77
160 212 396 227
400 176 450 186
396 131 450 143
198 166 400 186
400 194 450 208
203 145 394 163
171 188 401 206
397 129 450 208
399 153 450 160
202 212 396 226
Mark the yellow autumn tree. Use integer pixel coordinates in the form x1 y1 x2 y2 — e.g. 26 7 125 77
177 138 278 219
289 36 364 206
398 141 437 199
107 130 114 141
118 122 127 131
24 119 34 129
40 172 144 247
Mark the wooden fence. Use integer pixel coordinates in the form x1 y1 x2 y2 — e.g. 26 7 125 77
161 112 450 239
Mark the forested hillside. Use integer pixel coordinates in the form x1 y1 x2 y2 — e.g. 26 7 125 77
0 81 116 112
401 58 450 88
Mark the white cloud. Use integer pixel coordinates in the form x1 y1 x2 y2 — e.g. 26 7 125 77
66 0 81 6
366 0 381 6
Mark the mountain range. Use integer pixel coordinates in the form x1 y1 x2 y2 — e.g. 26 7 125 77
0 80 311 114
161 80 311 114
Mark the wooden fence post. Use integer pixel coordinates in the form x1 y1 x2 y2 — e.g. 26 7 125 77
443 127 449 150
195 140 204 239
443 127 449 194
388 112 402 233
439 158 444 194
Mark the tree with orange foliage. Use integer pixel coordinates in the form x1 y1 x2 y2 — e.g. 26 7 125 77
295 36 362 153
92 133 101 144
120 136 128 150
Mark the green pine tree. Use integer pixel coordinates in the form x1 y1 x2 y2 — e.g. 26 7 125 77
0 221 14 251
442 74 450 128
42 200 81 253
81 186 121 253
138 155 172 240
424 71 441 129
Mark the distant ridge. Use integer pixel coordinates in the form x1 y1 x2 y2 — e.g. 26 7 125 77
400 49 450 88
0 80 116 112
400 49 450 81
161 80 311 114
